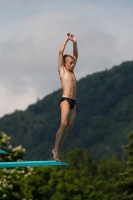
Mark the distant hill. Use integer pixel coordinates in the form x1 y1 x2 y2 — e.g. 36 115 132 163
0 61 133 160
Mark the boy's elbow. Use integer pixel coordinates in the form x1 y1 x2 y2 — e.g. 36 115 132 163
59 49 63 53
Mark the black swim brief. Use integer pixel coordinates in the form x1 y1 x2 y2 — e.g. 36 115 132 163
60 97 76 109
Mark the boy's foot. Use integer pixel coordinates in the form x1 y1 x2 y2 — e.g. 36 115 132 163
52 149 60 162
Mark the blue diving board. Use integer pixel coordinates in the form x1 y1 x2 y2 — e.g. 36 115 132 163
0 150 7 154
0 160 69 168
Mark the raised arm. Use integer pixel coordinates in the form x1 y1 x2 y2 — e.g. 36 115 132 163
72 35 78 64
58 33 71 72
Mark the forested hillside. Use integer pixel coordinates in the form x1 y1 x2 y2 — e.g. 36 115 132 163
0 61 133 160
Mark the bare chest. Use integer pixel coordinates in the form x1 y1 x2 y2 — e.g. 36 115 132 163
61 72 76 85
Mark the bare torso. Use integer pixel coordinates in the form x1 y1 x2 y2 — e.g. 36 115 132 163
59 67 76 100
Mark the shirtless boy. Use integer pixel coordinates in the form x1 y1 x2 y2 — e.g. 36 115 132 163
52 33 78 161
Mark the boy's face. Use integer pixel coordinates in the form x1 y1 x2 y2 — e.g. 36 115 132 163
65 57 75 71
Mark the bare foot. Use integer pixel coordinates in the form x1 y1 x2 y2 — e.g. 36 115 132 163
52 149 61 162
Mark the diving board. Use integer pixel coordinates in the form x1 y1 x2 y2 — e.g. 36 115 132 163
0 160 69 168
0 150 7 154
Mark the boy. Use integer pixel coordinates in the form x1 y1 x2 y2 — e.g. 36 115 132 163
52 33 78 161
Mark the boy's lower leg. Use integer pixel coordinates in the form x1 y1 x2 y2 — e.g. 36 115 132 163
58 128 71 151
52 124 67 161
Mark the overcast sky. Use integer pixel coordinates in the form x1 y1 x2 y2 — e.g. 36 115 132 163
0 0 133 117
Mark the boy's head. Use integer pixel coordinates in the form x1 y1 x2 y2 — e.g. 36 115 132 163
63 54 75 71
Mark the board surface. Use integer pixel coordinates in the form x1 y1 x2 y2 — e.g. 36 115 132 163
0 150 7 154
0 160 69 168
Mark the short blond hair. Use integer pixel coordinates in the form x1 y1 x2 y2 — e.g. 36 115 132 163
63 54 74 64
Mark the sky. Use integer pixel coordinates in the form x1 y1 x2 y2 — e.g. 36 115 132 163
0 0 133 117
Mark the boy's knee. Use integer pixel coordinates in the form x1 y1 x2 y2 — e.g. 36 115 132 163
61 121 69 128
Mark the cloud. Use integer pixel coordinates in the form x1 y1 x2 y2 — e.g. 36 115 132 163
0 83 37 116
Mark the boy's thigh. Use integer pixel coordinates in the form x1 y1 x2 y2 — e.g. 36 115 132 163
60 100 71 123
69 105 76 126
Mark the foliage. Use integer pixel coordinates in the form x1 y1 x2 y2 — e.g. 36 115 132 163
113 130 133 200
22 149 126 200
0 133 128 200
0 61 133 160
0 132 33 200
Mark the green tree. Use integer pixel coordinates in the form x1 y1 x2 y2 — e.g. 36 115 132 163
22 148 125 200
0 132 33 200
113 130 133 200
22 149 96 200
